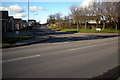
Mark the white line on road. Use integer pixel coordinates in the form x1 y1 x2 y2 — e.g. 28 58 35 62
68 43 104 51
2 40 117 62
51 42 70 45
68 40 117 51
1 55 40 63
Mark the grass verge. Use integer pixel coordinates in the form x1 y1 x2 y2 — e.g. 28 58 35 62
60 29 78 32
60 29 120 33
50 26 58 29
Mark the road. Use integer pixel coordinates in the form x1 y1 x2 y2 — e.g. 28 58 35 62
33 24 55 34
2 35 119 78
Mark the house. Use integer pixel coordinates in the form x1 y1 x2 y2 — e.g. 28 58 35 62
88 20 101 24
0 11 9 33
21 20 27 30
14 18 22 30
85 16 101 24
28 19 36 30
28 19 36 26
8 16 15 31
71 16 101 24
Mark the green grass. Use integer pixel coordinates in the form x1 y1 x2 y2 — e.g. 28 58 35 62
60 29 78 32
100 29 120 33
79 29 97 33
50 26 58 29
2 36 33 43
60 29 120 33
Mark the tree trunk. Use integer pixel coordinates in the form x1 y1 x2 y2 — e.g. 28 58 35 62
80 22 82 29
115 23 117 30
85 22 87 29
102 21 105 30
96 22 99 28
77 22 79 31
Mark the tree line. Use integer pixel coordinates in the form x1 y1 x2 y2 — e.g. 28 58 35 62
47 2 120 30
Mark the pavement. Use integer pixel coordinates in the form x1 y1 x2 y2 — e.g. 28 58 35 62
2 30 119 49
2 35 50 48
2 25 53 48
43 32 119 44
2 30 34 37
2 36 119 78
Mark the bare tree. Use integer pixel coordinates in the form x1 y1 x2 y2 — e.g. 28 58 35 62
47 14 56 24
89 2 101 28
70 5 80 30
66 1 120 30
70 5 87 30
111 2 120 30
54 12 63 28
55 13 62 21
99 2 120 30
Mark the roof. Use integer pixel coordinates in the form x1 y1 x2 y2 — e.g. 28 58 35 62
8 16 14 19
14 18 22 20
22 20 27 22
14 18 22 22
8 16 14 18
28 19 36 22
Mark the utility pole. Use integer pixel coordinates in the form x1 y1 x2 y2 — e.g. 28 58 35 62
28 0 29 30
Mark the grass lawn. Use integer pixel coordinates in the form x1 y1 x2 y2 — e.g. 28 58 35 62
60 29 120 33
2 36 33 43
99 29 120 33
50 26 58 29
60 29 78 32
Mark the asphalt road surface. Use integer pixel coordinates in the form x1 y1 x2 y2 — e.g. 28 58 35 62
2 36 119 78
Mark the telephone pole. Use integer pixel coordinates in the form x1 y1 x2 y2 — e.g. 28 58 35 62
28 0 29 30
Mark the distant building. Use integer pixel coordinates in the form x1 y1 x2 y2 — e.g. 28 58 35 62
28 19 36 30
1 10 38 33
0 11 9 33
14 18 22 30
72 16 101 24
22 20 27 30
88 20 101 24
28 19 36 26
8 16 15 31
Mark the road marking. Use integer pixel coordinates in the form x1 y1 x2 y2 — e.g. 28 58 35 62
1 55 40 63
52 42 70 45
69 48 78 51
68 45 97 51
68 41 117 51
